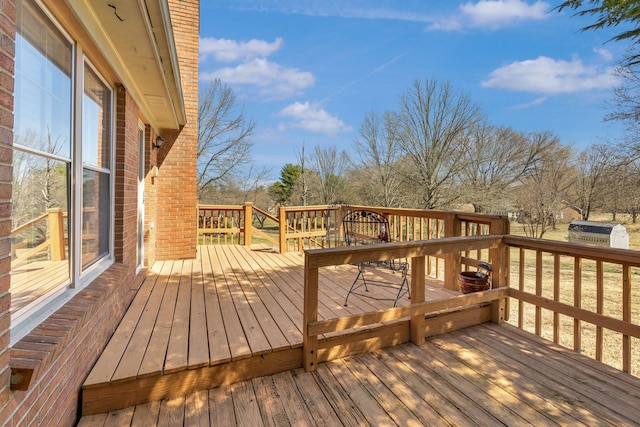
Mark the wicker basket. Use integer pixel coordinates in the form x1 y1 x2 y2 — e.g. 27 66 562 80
458 271 490 294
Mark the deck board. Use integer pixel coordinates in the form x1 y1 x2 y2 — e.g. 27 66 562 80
110 261 171 383
82 245 435 407
228 245 301 346
138 260 182 378
207 245 252 360
80 302 640 427
165 259 192 374
200 245 233 365
187 256 210 369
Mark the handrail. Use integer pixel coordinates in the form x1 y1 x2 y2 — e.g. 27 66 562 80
11 213 48 236
302 235 507 371
11 208 66 264
504 234 640 375
252 205 279 224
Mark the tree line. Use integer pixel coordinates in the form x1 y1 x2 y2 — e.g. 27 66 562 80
198 75 640 239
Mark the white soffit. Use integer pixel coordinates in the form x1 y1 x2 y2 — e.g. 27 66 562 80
69 0 186 131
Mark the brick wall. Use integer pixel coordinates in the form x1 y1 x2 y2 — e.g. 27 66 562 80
155 0 199 260
0 0 14 416
0 0 200 423
114 85 141 264
0 71 146 427
2 265 143 425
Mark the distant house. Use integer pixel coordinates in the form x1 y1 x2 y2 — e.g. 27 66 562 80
0 1 199 425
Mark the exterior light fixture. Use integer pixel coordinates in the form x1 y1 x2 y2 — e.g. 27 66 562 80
154 135 165 149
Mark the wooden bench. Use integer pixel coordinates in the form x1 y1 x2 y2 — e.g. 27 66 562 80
342 210 409 307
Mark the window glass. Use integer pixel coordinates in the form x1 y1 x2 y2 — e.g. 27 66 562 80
14 0 72 158
11 0 113 337
11 151 70 313
83 65 111 169
82 169 110 269
11 0 72 318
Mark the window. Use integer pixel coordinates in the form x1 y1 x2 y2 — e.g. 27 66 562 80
10 0 114 342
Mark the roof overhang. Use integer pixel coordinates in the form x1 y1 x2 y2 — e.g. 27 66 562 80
65 0 187 132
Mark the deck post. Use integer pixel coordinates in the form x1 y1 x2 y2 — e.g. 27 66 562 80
243 202 253 246
47 208 65 261
489 216 509 288
443 213 462 290
279 206 287 253
410 255 426 345
303 255 319 371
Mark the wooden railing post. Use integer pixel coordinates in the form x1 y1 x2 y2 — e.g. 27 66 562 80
279 206 287 253
444 213 462 290
47 208 65 261
303 253 319 372
410 255 426 345
489 216 509 288
243 202 253 246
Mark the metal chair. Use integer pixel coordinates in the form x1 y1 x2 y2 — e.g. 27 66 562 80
342 210 409 307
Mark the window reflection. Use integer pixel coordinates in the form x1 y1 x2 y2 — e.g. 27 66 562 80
82 170 110 269
11 0 72 316
14 0 72 157
83 66 111 170
11 0 114 334
10 151 70 313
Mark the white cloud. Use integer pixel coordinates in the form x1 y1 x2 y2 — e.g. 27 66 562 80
277 102 352 136
429 0 550 31
199 37 283 62
594 47 614 62
511 96 547 109
461 0 549 28
201 58 316 98
481 56 618 94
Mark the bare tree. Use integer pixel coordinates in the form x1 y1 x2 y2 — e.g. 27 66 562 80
460 126 556 213
605 49 640 153
515 140 574 238
619 160 640 223
197 79 256 200
396 79 484 209
565 144 616 221
12 130 68 245
307 145 350 204
351 111 403 207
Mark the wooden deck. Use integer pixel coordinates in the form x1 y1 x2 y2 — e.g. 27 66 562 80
82 245 454 415
10 259 69 314
79 322 640 426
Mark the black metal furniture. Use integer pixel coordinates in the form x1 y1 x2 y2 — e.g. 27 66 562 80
342 210 409 307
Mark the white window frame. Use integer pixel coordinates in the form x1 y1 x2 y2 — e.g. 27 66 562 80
10 0 114 344
137 121 145 273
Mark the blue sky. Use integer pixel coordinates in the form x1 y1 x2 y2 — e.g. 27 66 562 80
199 1 632 179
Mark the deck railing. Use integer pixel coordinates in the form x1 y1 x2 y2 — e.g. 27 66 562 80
301 231 640 376
196 204 640 375
198 203 508 258
504 235 640 376
302 235 509 371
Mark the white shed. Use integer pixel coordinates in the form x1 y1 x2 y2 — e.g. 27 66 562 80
567 221 629 249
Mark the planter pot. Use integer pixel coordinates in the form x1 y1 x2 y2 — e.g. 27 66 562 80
458 271 490 294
